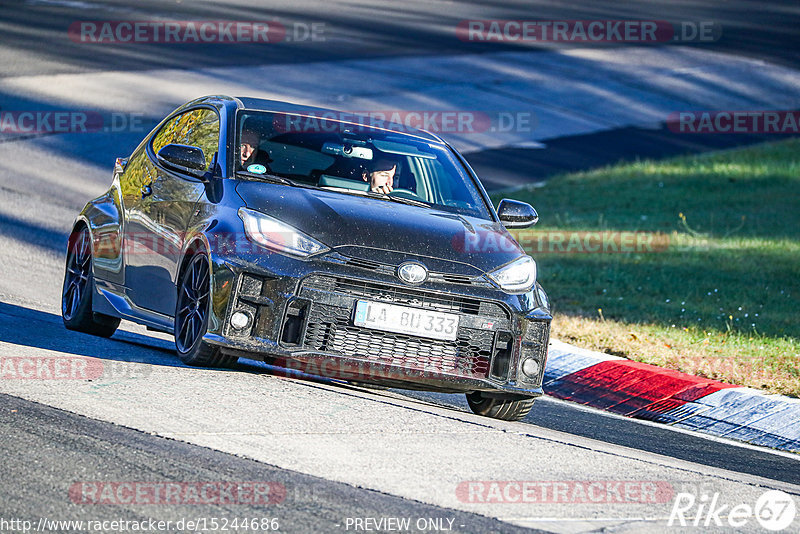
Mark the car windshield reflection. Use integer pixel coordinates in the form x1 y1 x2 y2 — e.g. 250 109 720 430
235 111 492 219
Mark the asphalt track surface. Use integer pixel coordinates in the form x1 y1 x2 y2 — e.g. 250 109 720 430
4 0 800 186
3 0 799 77
0 393 532 533
2 1 800 532
1 298 799 532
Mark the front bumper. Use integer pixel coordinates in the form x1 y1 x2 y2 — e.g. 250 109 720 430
205 252 551 395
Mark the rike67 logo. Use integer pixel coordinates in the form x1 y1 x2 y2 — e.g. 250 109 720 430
669 489 797 531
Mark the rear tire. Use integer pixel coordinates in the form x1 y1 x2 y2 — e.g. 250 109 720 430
465 392 535 421
62 226 120 338
174 250 235 367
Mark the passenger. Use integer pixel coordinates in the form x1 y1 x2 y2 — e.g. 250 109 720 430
365 158 397 194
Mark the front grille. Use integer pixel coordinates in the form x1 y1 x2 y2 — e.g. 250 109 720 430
303 275 508 319
334 254 491 287
290 275 515 379
302 302 492 378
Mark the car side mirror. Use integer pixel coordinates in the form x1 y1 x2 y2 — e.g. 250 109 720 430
497 199 538 228
114 157 128 175
156 144 208 179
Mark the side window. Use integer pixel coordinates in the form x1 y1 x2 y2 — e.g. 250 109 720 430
151 108 220 170
119 145 152 202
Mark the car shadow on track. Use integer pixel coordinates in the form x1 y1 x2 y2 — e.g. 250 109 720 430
0 300 184 368
0 300 347 380
5 300 799 487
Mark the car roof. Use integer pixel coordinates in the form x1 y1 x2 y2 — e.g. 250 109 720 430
230 96 444 144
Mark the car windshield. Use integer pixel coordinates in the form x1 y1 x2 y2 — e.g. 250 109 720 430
235 111 492 219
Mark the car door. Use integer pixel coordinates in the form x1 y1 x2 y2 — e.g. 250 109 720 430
122 107 220 315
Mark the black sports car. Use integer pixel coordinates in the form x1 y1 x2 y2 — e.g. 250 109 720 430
62 96 551 421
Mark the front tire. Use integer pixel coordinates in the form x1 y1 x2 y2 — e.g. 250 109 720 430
174 250 234 367
62 226 120 338
465 392 535 421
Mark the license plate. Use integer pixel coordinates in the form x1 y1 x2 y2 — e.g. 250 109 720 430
354 300 459 341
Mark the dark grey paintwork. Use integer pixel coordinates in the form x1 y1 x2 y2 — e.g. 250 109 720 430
72 95 551 397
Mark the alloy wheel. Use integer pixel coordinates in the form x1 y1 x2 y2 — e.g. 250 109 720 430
175 254 210 353
62 229 92 321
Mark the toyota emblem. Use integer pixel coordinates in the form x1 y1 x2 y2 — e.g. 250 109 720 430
397 262 428 285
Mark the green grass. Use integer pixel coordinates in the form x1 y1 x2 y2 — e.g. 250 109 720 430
493 139 800 396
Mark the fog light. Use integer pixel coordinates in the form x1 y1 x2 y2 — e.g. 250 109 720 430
521 357 540 379
230 311 251 330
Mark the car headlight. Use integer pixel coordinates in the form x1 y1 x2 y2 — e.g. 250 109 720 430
488 256 537 293
238 207 329 258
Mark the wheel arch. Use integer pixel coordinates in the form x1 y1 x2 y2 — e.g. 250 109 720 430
66 216 91 265
177 233 212 283
176 230 236 338
75 186 124 283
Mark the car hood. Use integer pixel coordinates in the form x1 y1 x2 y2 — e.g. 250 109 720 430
234 181 524 274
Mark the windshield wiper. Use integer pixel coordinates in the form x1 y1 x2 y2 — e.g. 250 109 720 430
234 170 296 186
366 191 428 208
236 174 428 207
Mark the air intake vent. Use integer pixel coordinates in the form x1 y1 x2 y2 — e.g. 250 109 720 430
441 274 473 285
346 258 382 271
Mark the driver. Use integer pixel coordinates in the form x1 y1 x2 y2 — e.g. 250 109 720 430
239 125 273 170
364 158 397 194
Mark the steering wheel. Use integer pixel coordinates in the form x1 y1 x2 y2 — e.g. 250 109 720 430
389 188 423 201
